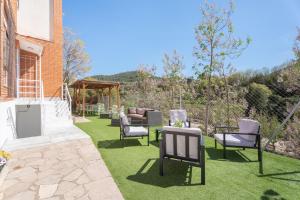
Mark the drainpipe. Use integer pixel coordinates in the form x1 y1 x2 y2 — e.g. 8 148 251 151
39 55 42 101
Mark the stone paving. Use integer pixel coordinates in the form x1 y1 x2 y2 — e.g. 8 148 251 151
0 139 124 200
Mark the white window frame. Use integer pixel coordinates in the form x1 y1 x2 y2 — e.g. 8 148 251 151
3 11 10 87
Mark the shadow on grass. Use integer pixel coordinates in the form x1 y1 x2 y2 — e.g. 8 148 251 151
260 189 287 200
206 147 255 162
258 171 300 182
127 158 202 188
149 140 159 148
97 139 143 149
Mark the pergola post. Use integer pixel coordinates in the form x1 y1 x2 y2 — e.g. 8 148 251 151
74 87 77 111
109 87 112 111
117 84 120 108
78 86 81 114
82 83 86 117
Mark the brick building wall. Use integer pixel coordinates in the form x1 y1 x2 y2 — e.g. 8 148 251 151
0 0 17 99
0 0 63 99
16 0 63 98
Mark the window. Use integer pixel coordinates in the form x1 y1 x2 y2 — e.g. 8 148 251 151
3 12 10 87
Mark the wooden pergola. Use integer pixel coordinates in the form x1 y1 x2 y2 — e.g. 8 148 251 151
70 79 120 117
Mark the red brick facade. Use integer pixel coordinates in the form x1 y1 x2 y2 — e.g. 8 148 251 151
0 0 63 99
0 0 17 99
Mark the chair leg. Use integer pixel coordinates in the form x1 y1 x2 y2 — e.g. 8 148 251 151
223 145 226 159
258 148 263 174
159 142 164 176
201 147 205 185
160 158 164 176
201 167 205 185
214 139 217 149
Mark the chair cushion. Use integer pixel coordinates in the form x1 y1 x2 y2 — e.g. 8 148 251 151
120 112 129 125
238 118 260 141
170 110 188 124
163 126 202 159
163 126 201 135
128 114 145 119
126 126 148 136
128 107 137 114
136 108 145 116
214 133 256 147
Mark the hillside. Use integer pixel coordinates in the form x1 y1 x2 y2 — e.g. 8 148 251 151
91 71 139 82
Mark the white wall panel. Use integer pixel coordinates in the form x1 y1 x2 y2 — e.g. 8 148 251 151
17 0 53 41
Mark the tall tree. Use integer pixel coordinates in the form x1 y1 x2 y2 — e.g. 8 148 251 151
163 50 185 109
193 0 250 134
63 28 91 85
293 28 300 61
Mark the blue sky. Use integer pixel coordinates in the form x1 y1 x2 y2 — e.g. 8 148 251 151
62 0 300 76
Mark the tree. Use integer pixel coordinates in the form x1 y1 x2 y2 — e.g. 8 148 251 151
193 0 250 134
163 50 185 109
63 28 91 85
136 64 157 107
245 83 272 116
293 28 300 61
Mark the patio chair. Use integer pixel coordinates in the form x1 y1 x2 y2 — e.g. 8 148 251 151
213 118 263 174
169 110 191 128
159 126 205 185
119 112 150 146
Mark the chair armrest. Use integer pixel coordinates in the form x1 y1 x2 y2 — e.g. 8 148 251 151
214 126 239 135
200 135 205 146
220 132 259 136
214 125 239 129
124 124 150 127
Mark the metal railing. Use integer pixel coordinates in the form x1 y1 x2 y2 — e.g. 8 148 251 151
62 83 72 115
17 79 44 102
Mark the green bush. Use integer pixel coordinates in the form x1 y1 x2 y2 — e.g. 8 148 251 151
245 83 272 115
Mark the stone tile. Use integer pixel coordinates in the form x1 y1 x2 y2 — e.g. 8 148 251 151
4 182 32 198
36 174 62 185
43 150 59 158
18 171 37 183
20 152 42 160
43 197 60 200
83 160 111 181
7 167 36 179
5 191 35 200
55 181 77 195
63 169 83 182
0 179 18 192
76 174 90 185
26 158 45 167
39 184 58 199
64 185 85 199
77 194 89 200
78 145 101 162
86 177 123 200
38 169 60 180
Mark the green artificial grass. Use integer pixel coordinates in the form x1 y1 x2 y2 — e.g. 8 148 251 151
76 117 300 200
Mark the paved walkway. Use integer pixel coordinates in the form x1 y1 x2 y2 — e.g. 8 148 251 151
0 138 124 200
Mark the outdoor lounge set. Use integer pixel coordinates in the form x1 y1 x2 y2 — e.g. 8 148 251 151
119 108 263 185
127 107 163 126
